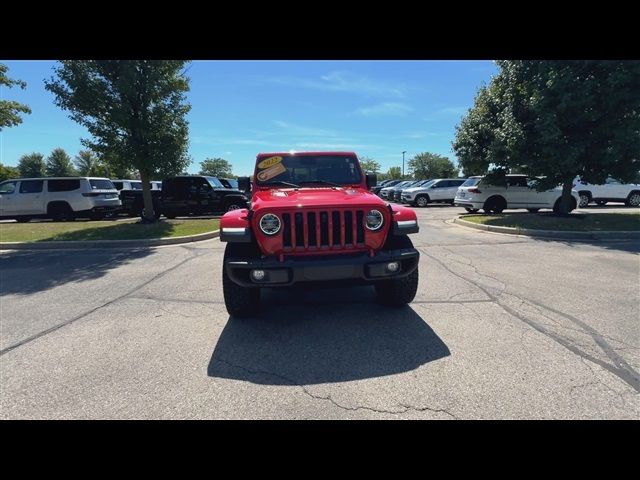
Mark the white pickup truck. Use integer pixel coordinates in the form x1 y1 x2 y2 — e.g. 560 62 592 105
573 176 640 208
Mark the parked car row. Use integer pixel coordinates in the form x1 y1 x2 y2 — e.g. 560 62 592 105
373 174 640 214
0 175 249 222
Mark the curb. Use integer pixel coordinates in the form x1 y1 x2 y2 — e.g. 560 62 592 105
453 217 640 240
0 229 220 250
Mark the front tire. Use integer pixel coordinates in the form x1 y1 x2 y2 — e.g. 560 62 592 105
223 243 261 318
414 195 429 207
527 208 540 213
578 193 591 208
483 196 506 214
626 192 640 207
374 235 418 307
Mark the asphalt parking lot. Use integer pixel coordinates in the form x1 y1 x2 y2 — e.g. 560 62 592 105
1 205 638 419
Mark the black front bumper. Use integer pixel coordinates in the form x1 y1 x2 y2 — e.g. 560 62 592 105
226 248 420 287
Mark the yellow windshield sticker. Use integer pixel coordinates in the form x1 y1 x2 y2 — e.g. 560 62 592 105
257 156 282 169
257 162 286 182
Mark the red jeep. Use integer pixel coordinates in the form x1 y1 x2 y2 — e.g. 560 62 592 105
220 152 420 317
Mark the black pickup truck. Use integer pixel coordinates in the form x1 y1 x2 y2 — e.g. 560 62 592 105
120 175 248 218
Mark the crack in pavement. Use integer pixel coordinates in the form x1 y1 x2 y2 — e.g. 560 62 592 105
212 354 458 419
421 247 640 393
0 249 203 357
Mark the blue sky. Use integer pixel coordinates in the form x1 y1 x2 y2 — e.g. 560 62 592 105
0 60 497 176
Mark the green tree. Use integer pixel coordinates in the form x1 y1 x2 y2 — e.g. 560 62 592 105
0 163 20 181
454 61 640 214
199 157 234 177
0 63 31 131
17 152 46 177
386 166 402 180
45 61 192 222
46 148 77 177
408 152 458 179
359 156 381 174
74 150 100 176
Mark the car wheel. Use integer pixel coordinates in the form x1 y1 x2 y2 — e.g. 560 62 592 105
415 195 429 207
374 235 418 307
90 213 105 221
223 243 261 318
465 208 479 213
483 196 506 214
578 193 590 208
49 203 75 222
527 208 540 213
16 217 31 223
626 192 640 207
226 203 242 212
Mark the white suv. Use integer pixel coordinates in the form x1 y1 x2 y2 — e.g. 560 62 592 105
401 178 467 207
573 176 640 208
454 175 580 214
0 177 121 222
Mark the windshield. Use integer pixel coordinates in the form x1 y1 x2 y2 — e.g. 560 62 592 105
461 177 481 187
205 176 224 188
89 179 116 190
130 181 142 190
255 154 361 186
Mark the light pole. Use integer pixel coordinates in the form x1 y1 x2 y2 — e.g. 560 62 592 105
402 151 406 178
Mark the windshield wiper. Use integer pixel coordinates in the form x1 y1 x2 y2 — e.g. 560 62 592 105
298 180 342 187
260 180 301 188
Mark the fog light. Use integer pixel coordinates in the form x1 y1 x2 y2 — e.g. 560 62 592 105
386 262 399 273
251 269 266 281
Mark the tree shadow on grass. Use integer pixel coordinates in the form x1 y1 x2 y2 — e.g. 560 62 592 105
33 221 176 242
0 247 155 296
208 285 450 385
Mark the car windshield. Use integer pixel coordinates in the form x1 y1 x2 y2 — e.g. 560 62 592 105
89 179 116 190
130 182 142 190
255 154 361 186
205 177 224 188
461 178 481 187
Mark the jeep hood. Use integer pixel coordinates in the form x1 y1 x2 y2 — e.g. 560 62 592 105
251 187 387 210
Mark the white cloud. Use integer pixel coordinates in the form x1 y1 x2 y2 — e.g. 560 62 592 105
354 102 413 117
266 71 406 98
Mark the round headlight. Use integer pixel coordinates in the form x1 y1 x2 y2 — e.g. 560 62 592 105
365 209 384 231
259 213 281 235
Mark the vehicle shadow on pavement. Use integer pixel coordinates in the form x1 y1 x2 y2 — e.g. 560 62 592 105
208 286 450 385
0 248 154 295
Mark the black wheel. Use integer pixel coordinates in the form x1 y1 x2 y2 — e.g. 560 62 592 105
625 192 640 207
414 195 429 207
465 208 479 213
225 202 243 212
578 193 591 208
483 196 506 214
16 217 31 223
164 212 177 219
223 243 261 318
48 203 75 222
527 208 540 213
374 235 419 307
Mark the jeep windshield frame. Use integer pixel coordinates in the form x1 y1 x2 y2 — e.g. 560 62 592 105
255 154 362 187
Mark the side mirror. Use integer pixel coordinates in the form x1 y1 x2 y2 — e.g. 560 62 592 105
366 173 377 190
238 176 250 192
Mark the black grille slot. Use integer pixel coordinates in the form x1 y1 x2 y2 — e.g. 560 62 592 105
344 211 353 245
356 210 364 244
320 212 329 246
332 211 341 246
307 212 317 247
283 213 292 247
294 213 304 247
